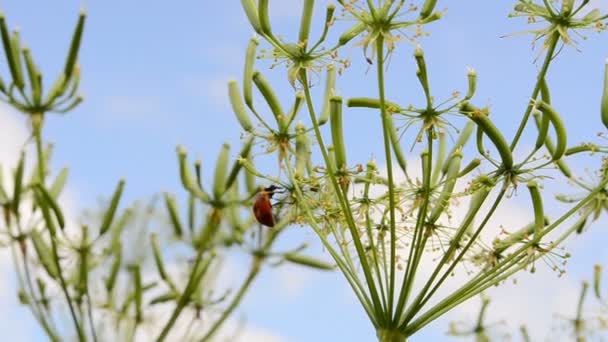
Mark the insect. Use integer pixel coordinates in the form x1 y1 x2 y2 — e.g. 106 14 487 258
253 185 284 227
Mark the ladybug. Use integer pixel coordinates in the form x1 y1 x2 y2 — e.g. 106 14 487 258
253 185 282 227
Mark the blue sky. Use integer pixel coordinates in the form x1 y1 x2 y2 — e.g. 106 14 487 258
0 0 608 341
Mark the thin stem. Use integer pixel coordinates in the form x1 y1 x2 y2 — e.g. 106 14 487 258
394 132 434 323
199 257 263 341
283 157 377 324
509 31 560 150
156 249 213 341
33 124 86 342
376 36 397 324
300 69 384 323
405 188 602 335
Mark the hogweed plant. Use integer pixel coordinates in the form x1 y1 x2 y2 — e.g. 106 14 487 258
0 7 331 342
459 265 608 341
233 0 608 340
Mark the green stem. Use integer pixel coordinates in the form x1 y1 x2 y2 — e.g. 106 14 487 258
199 257 263 341
300 69 384 323
377 329 407 342
156 250 213 341
375 36 397 324
283 155 378 325
394 132 434 323
33 122 86 342
405 190 601 336
509 31 559 150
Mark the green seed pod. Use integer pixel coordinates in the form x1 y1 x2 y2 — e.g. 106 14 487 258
44 74 67 106
295 122 311 178
194 160 203 189
177 146 211 201
35 184 65 230
213 143 230 199
225 138 253 191
188 193 196 234
421 149 430 185
228 80 253 132
429 152 462 223
258 0 273 35
594 264 602 299
346 97 401 112
417 11 442 24
532 112 572 178
451 184 492 254
565 144 599 156
442 121 475 174
245 154 257 193
493 218 547 253
330 96 347 172
284 253 334 270
526 181 544 240
318 65 336 126
9 30 24 89
534 109 550 150
387 113 408 175
110 209 132 251
536 100 567 161
431 131 447 186
414 46 430 96
105 243 122 293
49 167 69 199
534 78 551 149
99 179 125 236
64 10 86 80
561 0 574 16
0 15 22 88
419 0 438 19
77 226 89 295
243 37 259 108
149 292 178 305
151 233 175 288
457 158 481 178
601 59 608 131
11 151 25 216
253 71 285 126
338 22 365 46
298 0 315 46
286 92 304 128
461 102 513 170
130 264 143 323
241 0 262 33
30 230 58 279
318 5 336 42
22 48 42 104
465 68 477 100
163 192 183 238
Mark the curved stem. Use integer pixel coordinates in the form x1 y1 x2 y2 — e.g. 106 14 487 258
509 31 560 151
